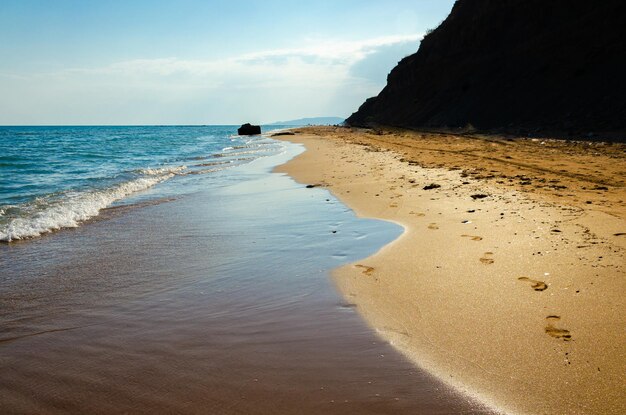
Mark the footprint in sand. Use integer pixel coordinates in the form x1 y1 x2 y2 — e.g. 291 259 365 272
389 202 398 208
518 277 548 291
479 252 494 264
461 234 483 241
409 211 426 217
545 315 572 341
355 264 375 276
428 223 439 230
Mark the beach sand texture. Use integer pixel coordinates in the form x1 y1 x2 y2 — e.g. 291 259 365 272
275 127 626 415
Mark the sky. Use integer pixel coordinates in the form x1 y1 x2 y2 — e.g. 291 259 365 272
0 0 455 125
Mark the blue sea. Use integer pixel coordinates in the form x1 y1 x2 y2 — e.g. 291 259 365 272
0 125 288 241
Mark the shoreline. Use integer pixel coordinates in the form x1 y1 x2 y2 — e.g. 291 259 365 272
274 126 626 415
1 140 488 414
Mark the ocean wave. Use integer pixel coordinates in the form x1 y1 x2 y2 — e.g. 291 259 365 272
194 160 234 167
0 171 177 242
212 147 277 158
186 167 228 175
137 165 187 175
0 130 287 242
231 143 272 150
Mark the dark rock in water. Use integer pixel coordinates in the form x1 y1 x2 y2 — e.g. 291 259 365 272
346 0 626 141
238 123 261 135
423 183 441 190
270 131 296 137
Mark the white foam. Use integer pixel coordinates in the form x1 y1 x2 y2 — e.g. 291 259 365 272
213 148 276 158
0 171 178 242
138 165 187 175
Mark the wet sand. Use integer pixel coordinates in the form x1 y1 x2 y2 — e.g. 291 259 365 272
275 127 626 415
0 145 491 414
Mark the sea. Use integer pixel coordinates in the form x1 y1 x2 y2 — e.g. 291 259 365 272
0 126 288 242
0 126 489 414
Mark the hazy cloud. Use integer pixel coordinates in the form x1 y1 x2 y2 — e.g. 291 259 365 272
0 34 423 124
349 41 419 84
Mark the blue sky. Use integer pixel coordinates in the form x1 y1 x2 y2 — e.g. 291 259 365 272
0 0 455 124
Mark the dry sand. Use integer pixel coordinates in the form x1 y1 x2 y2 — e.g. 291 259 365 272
274 126 626 415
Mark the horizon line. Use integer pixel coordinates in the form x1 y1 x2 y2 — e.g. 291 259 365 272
0 123 330 127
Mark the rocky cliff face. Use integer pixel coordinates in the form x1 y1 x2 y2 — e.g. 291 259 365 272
347 0 626 138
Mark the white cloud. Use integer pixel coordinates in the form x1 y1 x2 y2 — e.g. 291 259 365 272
0 34 423 124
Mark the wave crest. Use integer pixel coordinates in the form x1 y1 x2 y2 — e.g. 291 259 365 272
0 170 178 242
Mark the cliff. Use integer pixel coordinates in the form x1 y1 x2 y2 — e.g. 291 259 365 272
347 0 626 139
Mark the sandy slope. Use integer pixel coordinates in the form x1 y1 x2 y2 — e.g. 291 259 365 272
274 127 626 415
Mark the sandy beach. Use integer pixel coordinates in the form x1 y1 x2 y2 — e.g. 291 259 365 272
275 126 626 415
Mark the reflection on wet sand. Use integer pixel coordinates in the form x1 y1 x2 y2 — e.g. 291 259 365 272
0 149 490 414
